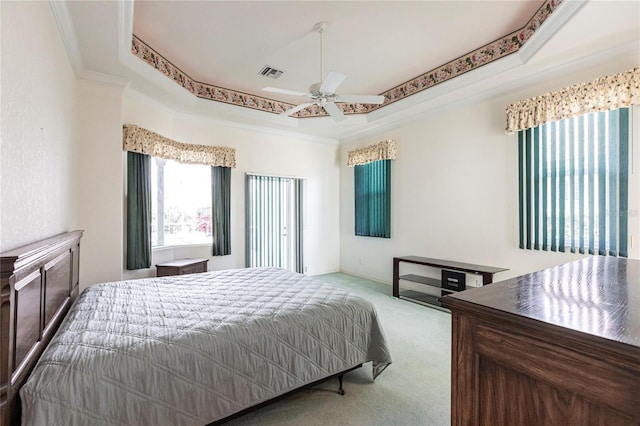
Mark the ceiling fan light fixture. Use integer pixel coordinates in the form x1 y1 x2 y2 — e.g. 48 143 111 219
263 20 384 122
314 22 328 33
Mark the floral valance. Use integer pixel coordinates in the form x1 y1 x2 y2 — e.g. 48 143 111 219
122 124 236 168
347 139 397 167
505 67 640 134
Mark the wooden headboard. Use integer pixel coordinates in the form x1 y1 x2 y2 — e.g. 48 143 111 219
0 230 83 426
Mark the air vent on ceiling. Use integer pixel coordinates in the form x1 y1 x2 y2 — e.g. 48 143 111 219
259 65 285 79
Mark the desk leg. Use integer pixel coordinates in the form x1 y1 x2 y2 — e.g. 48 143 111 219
393 258 399 297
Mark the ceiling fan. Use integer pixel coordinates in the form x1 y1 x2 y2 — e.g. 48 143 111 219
263 22 385 122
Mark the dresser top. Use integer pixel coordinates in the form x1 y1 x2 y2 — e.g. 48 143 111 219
156 258 208 268
441 256 640 349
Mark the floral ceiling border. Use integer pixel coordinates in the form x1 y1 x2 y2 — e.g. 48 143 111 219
131 36 295 116
131 0 562 119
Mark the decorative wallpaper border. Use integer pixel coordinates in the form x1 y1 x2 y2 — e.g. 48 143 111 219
131 37 296 115
131 0 562 119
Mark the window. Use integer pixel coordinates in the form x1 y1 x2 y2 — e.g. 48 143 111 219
124 125 235 268
354 159 391 238
518 108 630 256
151 157 212 247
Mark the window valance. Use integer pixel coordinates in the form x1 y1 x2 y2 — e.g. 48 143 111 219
505 67 640 135
347 139 397 167
122 124 236 168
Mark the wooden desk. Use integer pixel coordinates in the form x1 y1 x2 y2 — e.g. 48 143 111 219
440 256 640 425
156 258 208 277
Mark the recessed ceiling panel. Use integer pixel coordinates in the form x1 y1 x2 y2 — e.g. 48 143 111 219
132 0 544 104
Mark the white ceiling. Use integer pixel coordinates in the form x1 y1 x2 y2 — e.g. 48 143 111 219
131 1 543 105
58 0 640 142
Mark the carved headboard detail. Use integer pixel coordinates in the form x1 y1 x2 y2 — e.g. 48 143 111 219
0 230 83 426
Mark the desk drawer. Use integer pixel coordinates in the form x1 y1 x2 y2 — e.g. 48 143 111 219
156 259 208 277
180 262 207 275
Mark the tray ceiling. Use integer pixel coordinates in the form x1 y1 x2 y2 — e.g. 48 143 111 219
131 0 549 117
56 0 640 140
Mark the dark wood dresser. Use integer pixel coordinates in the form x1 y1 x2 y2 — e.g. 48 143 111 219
440 256 640 425
156 258 208 277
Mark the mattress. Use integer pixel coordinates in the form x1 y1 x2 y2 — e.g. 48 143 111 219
20 267 392 425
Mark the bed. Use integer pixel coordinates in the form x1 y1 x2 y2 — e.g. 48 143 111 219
0 231 391 426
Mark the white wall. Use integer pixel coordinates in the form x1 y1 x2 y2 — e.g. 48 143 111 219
122 91 341 280
0 1 78 252
339 59 640 285
76 81 125 289
4 1 634 292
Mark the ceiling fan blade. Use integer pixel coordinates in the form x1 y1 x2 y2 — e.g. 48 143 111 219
281 102 314 116
323 102 346 122
319 71 346 94
336 94 385 105
263 87 309 97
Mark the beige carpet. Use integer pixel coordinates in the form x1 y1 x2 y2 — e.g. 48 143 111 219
224 272 452 426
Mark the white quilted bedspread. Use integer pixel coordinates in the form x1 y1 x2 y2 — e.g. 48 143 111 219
20 267 391 426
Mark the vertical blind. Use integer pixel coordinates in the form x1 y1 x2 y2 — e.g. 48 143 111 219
355 160 391 238
518 108 629 256
245 174 304 273
293 178 304 271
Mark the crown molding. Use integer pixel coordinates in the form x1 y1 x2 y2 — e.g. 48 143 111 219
178 110 341 146
127 37 639 144
118 0 134 64
51 0 634 143
123 0 566 120
49 0 129 88
124 87 340 146
518 0 587 63
340 39 640 144
79 70 130 88
49 0 83 78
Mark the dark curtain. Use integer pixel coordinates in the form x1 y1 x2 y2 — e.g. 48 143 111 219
355 159 391 238
211 166 231 256
126 151 152 269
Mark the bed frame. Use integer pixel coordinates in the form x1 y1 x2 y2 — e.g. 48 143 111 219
1 231 362 425
0 230 83 426
209 364 362 425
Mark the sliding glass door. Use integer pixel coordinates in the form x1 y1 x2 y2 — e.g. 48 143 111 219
245 174 304 273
